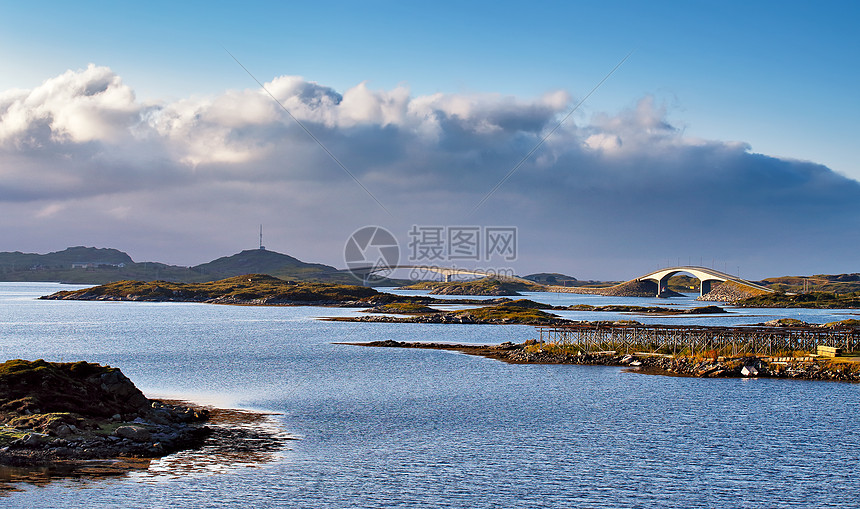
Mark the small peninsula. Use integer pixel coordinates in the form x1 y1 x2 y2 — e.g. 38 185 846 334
347 340 860 382
345 299 728 325
733 291 860 309
0 360 209 466
0 359 291 487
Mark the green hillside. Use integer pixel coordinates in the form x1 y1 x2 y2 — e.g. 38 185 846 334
0 246 133 270
193 249 335 278
0 246 399 285
758 274 860 294
523 273 578 284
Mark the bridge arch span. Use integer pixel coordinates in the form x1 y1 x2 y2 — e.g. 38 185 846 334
637 266 772 298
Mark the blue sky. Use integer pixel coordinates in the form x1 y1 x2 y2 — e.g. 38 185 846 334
0 1 858 278
2 1 856 178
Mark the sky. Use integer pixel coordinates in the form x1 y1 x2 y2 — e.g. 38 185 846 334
0 0 858 280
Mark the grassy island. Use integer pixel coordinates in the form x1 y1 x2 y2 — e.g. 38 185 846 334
399 278 544 296
733 291 860 308
346 340 860 382
336 298 729 325
40 274 382 305
452 302 562 324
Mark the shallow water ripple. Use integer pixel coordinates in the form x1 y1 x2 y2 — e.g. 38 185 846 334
1 283 858 507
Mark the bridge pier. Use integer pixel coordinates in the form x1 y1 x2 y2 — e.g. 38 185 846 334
656 275 670 297
700 280 712 298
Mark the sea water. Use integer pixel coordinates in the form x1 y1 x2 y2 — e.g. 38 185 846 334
1 283 858 508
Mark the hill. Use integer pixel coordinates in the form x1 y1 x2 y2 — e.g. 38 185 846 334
192 249 342 280
190 249 407 285
0 247 398 285
758 274 860 294
0 246 133 270
523 273 578 285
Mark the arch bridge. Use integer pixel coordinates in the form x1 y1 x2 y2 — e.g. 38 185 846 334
637 266 774 298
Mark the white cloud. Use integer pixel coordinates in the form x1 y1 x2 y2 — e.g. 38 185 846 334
584 133 622 151
1 65 858 277
0 64 141 145
35 202 66 218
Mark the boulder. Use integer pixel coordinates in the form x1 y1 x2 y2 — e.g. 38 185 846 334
741 365 759 377
54 424 72 437
114 426 151 442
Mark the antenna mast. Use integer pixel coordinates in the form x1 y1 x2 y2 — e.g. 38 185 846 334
259 224 265 250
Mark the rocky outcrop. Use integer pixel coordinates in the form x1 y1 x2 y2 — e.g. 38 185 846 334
39 274 380 305
0 360 211 466
399 279 543 296
698 281 769 302
601 279 660 297
546 279 683 298
350 341 860 382
329 312 570 326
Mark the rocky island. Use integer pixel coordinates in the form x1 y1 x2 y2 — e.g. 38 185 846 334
348 340 860 382
40 274 382 305
398 278 544 296
0 359 290 487
343 299 728 325
40 273 860 311
733 291 860 309
40 276 730 325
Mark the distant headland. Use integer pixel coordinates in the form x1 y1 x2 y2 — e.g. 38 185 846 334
3 246 860 304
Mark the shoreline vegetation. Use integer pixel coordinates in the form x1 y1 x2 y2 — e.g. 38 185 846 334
732 291 860 308
346 340 860 382
4 245 860 299
342 300 729 325
398 279 543 296
0 359 291 491
39 274 860 310
38 276 732 324
41 277 734 325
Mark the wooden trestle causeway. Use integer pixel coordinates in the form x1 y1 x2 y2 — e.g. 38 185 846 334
536 323 860 357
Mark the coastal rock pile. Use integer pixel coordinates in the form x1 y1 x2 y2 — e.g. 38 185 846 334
510 350 860 381
547 280 660 297
355 341 860 382
698 281 764 302
600 279 662 297
0 360 210 466
546 280 685 298
340 312 569 326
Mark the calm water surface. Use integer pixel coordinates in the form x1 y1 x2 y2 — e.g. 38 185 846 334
1 283 859 508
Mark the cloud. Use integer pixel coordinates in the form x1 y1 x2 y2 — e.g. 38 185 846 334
0 64 143 146
0 64 858 277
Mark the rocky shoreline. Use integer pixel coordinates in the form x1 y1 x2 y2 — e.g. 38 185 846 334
0 399 211 468
347 340 860 382
326 313 572 325
0 360 292 489
329 302 727 326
